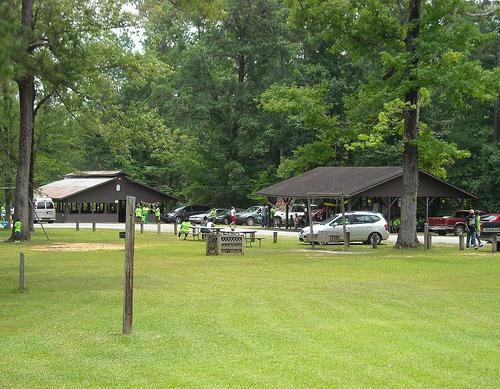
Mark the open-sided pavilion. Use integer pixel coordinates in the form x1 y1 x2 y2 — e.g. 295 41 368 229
256 166 477 227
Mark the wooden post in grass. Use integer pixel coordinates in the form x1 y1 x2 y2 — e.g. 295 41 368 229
76 221 79 231
424 224 429 250
273 231 278 243
173 222 178 236
140 222 144 234
92 222 96 232
345 230 350 249
157 222 161 235
459 234 465 250
19 252 25 290
123 196 135 335
492 234 499 253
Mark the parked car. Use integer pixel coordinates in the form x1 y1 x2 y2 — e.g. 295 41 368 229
299 211 390 245
273 204 318 227
189 208 228 224
479 213 500 242
162 204 211 223
235 206 262 226
215 208 244 225
427 210 486 236
33 197 56 223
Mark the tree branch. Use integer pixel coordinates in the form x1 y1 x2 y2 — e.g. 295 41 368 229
34 92 52 117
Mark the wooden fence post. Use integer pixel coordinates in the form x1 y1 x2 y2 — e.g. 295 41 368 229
345 231 350 249
493 234 499 253
459 234 465 250
123 196 135 335
140 222 144 234
76 221 79 231
424 223 429 250
19 252 25 290
157 222 161 235
273 231 278 243
92 222 96 232
173 222 178 236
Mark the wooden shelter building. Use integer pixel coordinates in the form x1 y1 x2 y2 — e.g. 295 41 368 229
39 171 177 223
256 166 477 227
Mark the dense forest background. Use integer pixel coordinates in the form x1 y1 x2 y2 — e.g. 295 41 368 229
1 0 499 210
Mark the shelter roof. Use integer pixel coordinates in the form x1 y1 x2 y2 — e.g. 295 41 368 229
39 177 115 200
64 171 126 178
256 166 476 199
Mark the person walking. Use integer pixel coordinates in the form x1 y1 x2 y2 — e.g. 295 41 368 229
13 219 22 243
475 210 483 248
230 206 237 229
465 209 478 249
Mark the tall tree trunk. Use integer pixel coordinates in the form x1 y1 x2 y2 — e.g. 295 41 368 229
11 0 34 241
396 0 421 248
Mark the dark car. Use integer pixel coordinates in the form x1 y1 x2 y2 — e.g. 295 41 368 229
162 204 211 223
214 208 244 225
235 206 262 226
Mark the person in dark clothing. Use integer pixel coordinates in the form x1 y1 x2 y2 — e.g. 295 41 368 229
465 209 478 249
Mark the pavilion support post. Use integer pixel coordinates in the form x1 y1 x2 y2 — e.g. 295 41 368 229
341 194 348 250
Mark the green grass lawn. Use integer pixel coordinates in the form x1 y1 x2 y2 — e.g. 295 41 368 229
0 228 499 388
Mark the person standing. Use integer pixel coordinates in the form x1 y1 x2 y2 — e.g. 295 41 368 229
135 204 143 224
270 206 276 227
13 219 22 243
155 205 161 224
260 205 268 228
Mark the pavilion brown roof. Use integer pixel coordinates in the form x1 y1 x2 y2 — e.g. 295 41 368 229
256 166 477 199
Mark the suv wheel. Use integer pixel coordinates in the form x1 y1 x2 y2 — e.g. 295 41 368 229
223 217 230 225
174 216 182 224
366 232 382 245
246 217 255 226
273 217 282 227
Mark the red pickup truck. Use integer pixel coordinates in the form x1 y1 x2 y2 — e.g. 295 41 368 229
427 210 485 236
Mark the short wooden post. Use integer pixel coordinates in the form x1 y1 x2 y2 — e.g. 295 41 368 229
273 231 278 243
173 223 178 236
157 222 161 234
372 235 377 249
427 234 432 250
459 234 465 250
345 231 350 249
19 252 25 290
92 222 96 232
493 234 499 253
76 221 79 231
424 223 429 250
123 196 135 335
140 222 144 234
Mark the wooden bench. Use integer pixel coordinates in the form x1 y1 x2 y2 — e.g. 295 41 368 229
245 237 265 247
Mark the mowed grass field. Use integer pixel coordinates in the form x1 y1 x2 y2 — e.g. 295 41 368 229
0 228 499 388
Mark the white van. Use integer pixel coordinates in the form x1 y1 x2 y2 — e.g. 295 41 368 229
33 197 56 223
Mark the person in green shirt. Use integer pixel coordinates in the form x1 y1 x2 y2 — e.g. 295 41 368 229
135 205 143 224
155 205 161 224
178 219 191 240
14 219 22 243
142 205 149 224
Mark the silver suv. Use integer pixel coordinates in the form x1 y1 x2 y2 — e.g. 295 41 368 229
299 211 390 245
